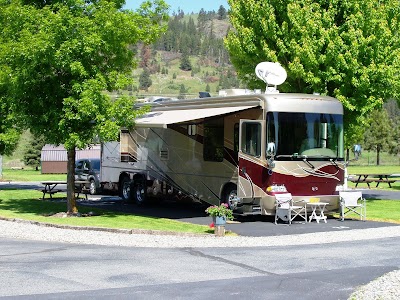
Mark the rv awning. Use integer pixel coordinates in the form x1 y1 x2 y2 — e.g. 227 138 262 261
135 106 256 128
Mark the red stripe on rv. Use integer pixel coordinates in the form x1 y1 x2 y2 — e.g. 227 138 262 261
239 159 344 196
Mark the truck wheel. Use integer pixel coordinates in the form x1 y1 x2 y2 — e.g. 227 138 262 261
223 185 238 210
132 180 147 205
89 179 97 195
120 177 132 201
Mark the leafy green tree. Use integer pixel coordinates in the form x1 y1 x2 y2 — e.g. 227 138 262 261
0 0 168 213
0 65 21 155
23 133 45 171
225 0 400 140
363 109 393 165
0 100 20 156
384 99 400 155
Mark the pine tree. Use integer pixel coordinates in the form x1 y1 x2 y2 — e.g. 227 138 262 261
363 109 393 165
179 52 192 71
139 68 152 91
217 5 227 20
23 133 45 171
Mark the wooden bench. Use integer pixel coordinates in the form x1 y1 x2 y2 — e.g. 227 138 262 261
74 186 89 200
39 189 63 199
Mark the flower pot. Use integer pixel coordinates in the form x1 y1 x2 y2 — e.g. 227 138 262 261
213 216 227 226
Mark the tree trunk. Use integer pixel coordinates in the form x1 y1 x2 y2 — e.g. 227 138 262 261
376 145 381 166
346 148 350 162
67 148 77 214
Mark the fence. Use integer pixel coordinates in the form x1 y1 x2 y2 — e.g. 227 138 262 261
349 151 400 166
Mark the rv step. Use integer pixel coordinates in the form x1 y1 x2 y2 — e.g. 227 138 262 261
234 206 262 216
235 212 262 216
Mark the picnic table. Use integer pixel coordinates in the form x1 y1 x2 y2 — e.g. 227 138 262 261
348 174 396 188
40 181 90 199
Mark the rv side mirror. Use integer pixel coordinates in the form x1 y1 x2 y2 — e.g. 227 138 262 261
267 142 276 156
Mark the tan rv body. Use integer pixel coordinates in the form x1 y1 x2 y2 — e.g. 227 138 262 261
101 91 345 215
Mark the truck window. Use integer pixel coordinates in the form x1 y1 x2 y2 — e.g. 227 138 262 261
203 118 224 162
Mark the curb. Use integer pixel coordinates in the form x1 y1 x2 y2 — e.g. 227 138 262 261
0 216 209 237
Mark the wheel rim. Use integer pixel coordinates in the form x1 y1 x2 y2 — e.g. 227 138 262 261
122 181 130 200
227 190 238 210
135 183 145 203
89 180 96 195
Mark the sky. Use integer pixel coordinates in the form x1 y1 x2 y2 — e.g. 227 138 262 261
124 0 229 14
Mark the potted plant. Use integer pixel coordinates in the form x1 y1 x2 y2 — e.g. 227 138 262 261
205 203 234 226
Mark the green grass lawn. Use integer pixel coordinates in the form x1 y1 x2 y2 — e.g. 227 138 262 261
1 169 67 182
0 189 213 234
1 168 399 234
365 200 400 224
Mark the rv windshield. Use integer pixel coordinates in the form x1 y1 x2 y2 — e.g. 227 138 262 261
266 112 344 160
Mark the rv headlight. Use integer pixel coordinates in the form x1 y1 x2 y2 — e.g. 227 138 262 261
267 184 287 193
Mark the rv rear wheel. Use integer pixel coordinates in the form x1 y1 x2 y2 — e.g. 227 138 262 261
120 177 132 201
89 179 97 195
223 185 238 210
132 180 147 205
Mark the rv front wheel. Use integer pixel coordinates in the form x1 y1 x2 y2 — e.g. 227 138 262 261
133 180 147 205
223 185 238 210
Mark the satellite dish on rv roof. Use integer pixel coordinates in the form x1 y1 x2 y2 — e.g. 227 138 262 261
255 62 287 86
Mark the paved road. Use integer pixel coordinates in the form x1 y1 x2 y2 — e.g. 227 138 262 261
0 182 399 299
0 235 399 299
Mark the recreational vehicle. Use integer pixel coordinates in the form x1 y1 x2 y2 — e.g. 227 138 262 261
99 89 345 215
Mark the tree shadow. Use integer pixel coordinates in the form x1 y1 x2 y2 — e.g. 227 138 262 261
78 196 209 220
0 196 143 219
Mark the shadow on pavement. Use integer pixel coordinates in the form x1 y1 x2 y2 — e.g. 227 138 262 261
80 195 400 237
79 195 208 219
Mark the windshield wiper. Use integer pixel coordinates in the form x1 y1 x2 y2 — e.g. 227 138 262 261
302 156 315 169
329 158 339 169
275 154 315 169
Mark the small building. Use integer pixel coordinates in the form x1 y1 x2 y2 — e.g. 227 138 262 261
41 144 101 174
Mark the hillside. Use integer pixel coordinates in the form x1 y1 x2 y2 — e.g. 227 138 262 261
121 13 238 101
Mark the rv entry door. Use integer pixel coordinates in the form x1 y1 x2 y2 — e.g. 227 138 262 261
238 120 264 200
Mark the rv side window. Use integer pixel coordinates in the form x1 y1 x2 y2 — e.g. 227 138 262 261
203 118 224 162
234 123 239 153
241 122 261 157
120 130 138 162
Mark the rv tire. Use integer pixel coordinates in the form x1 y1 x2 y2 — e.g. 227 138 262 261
132 180 147 205
89 179 97 195
120 176 132 201
131 179 147 205
223 184 238 210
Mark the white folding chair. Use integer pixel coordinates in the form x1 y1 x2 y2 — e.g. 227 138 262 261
274 193 307 225
339 191 366 221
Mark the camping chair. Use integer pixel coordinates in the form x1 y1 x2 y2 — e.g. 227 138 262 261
339 191 366 221
274 193 307 225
